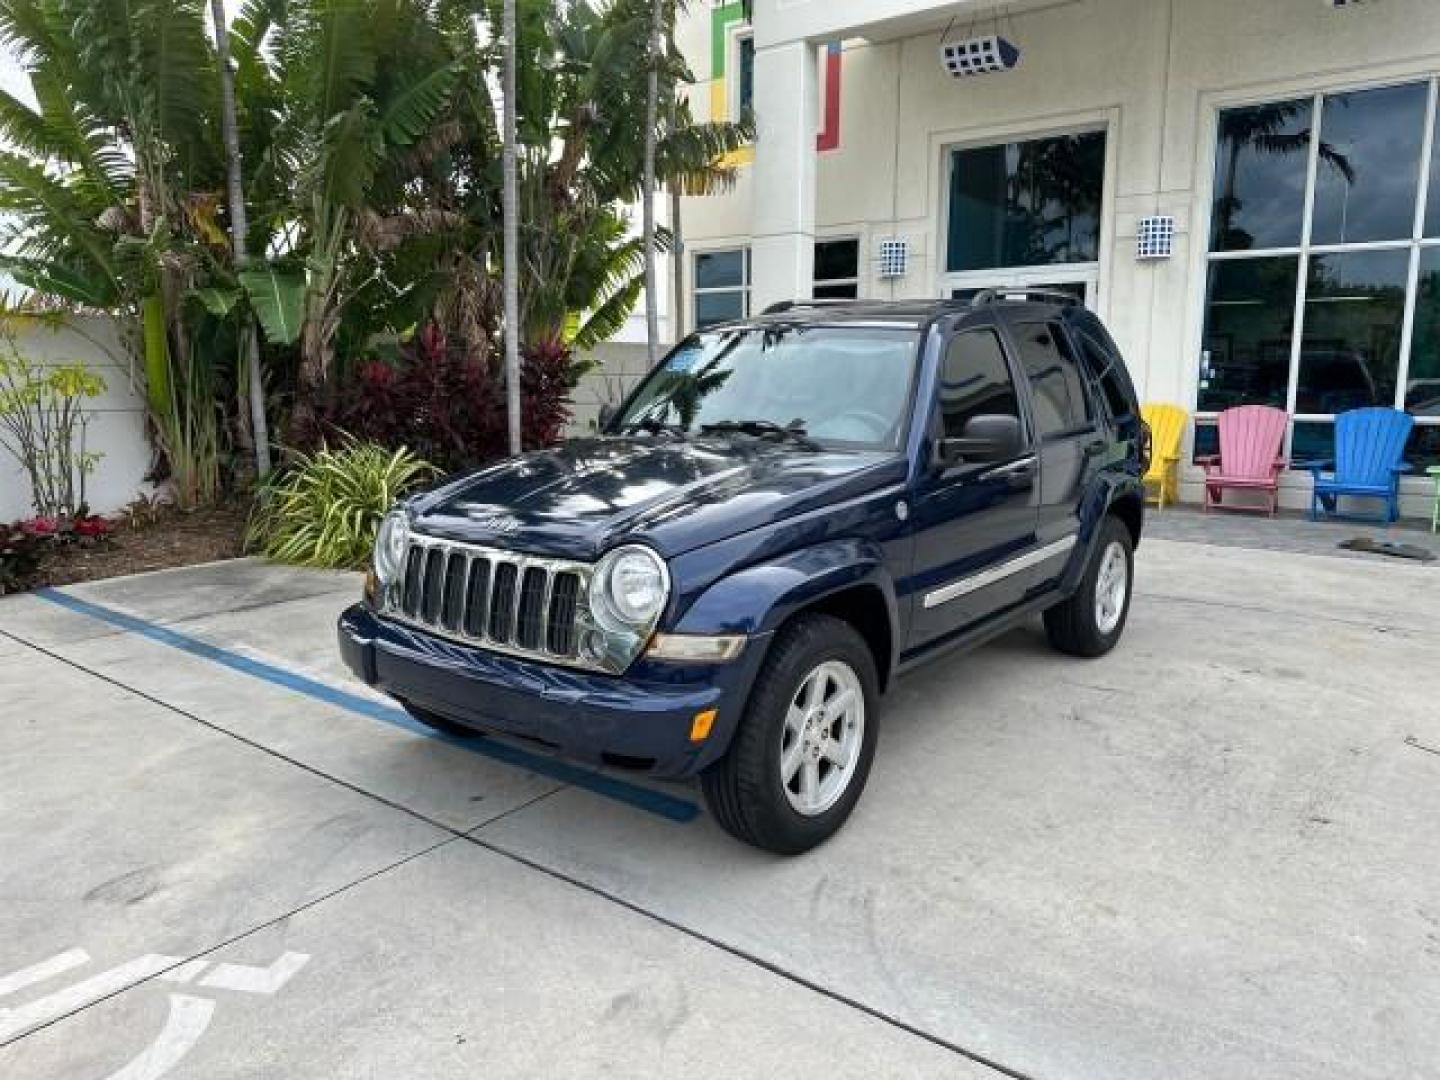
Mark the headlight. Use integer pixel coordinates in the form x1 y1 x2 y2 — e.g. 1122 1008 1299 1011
590 545 669 629
374 510 409 584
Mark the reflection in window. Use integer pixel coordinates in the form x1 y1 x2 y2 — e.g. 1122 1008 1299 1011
1291 421 1335 467
1203 77 1440 484
1200 257 1299 411
693 249 750 330
941 330 1019 440
1408 249 1440 416
946 131 1106 273
616 327 920 450
1296 251 1408 414
1013 322 1091 436
1211 99 1313 252
1311 84 1428 246
1406 424 1440 469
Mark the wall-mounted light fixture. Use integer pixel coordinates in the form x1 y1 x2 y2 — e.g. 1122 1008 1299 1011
940 34 1021 78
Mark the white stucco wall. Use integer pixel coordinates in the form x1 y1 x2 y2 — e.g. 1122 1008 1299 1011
0 316 152 522
677 0 1440 518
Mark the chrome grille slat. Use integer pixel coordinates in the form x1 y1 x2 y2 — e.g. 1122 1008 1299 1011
385 535 594 670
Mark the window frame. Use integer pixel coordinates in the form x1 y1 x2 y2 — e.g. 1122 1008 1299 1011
691 246 751 330
1194 75 1440 467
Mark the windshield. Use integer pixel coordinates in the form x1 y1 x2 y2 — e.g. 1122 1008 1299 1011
613 326 921 451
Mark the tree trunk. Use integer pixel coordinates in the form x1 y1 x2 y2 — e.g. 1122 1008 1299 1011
502 0 522 454
210 0 271 481
641 0 663 367
669 185 684 343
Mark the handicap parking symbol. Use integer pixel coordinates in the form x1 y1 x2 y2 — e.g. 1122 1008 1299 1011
1 947 310 1078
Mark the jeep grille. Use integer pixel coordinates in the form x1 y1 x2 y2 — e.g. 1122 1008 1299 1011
384 534 592 668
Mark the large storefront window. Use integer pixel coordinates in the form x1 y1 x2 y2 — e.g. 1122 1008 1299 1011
943 130 1106 302
1201 80 1440 468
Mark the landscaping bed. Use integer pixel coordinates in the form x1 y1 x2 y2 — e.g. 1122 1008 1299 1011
5 503 249 593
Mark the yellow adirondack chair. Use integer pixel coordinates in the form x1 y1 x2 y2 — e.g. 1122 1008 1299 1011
1141 403 1188 509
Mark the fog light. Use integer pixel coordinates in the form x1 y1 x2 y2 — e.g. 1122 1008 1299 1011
648 633 747 663
690 709 717 743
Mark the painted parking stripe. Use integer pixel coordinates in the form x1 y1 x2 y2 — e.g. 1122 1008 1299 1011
33 588 700 824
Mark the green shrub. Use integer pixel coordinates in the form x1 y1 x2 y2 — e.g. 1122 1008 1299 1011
249 441 437 569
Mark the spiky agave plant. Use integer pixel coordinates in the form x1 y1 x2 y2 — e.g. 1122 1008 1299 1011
248 439 437 569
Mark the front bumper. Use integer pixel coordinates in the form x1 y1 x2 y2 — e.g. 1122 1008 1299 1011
338 604 768 778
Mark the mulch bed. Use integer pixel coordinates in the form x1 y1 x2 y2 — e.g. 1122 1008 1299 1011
32 502 252 589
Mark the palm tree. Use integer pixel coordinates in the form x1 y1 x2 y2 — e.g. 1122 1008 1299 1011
502 0 521 454
235 0 463 437
211 0 271 480
0 0 228 505
642 0 663 367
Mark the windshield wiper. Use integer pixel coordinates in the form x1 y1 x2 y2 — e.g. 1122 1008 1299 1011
699 418 822 451
620 416 685 437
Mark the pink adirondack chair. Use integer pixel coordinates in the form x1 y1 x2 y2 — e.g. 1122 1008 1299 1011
1198 405 1289 515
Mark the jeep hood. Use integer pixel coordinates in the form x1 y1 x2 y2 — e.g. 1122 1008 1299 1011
408 437 905 560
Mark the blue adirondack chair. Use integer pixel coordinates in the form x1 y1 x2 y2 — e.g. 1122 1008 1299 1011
1299 407 1414 523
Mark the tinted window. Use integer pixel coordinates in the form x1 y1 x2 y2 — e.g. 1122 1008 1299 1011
1311 83 1428 246
940 329 1020 440
1211 99 1313 251
946 132 1106 272
814 238 860 299
1013 321 1091 436
1199 256 1299 410
1078 333 1134 420
738 35 755 115
1296 250 1407 413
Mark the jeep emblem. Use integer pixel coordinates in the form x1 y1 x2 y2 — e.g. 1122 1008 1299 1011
472 514 520 535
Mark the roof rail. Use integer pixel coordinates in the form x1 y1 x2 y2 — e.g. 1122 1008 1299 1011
762 299 861 315
969 288 1082 309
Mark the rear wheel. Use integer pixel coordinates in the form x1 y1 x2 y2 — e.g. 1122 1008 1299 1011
403 702 483 739
1044 515 1134 658
702 614 879 855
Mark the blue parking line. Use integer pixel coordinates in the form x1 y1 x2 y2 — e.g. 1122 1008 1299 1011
33 588 701 824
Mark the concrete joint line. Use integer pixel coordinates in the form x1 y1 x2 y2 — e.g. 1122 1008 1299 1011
1404 735 1440 758
1 631 1032 1078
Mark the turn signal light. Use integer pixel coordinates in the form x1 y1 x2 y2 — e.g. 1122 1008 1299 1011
690 709 718 743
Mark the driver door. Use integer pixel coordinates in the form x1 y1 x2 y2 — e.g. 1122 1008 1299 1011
907 323 1040 649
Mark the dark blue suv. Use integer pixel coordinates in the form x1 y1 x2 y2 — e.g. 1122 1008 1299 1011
339 294 1147 853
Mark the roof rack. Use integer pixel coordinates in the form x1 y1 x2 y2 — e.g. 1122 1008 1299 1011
761 299 863 315
969 288 1082 308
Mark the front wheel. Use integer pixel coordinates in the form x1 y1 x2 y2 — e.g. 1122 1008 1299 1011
1043 516 1134 658
702 614 879 855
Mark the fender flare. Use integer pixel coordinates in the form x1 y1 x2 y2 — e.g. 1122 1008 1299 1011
672 537 902 675
1061 474 1145 595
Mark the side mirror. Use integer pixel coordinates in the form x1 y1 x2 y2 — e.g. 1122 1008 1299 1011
598 403 618 432
939 414 1023 465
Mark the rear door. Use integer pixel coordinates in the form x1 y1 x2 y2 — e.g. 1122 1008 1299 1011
906 320 1040 649
999 316 1104 591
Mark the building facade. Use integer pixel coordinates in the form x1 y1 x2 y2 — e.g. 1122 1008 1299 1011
671 0 1440 516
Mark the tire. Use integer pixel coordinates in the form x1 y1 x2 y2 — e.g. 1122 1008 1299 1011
702 613 880 855
403 702 484 739
1044 515 1134 658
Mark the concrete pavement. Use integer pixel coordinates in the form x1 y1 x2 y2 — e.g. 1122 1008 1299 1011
1 536 1437 1079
